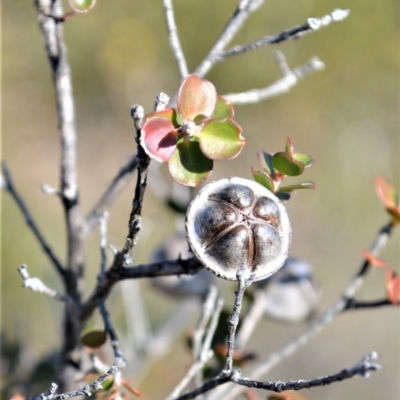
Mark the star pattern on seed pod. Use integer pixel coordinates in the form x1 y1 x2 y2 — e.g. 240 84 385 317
185 177 291 281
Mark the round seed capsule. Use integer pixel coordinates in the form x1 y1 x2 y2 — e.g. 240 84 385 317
185 177 291 281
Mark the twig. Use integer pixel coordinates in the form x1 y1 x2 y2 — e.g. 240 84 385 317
344 298 394 310
163 0 189 78
28 365 119 400
80 256 204 322
224 52 325 104
225 268 254 372
98 212 109 275
98 300 126 368
18 264 73 304
176 352 380 400
193 0 265 77
219 9 350 60
211 221 395 400
85 154 138 236
2 163 64 277
166 295 223 400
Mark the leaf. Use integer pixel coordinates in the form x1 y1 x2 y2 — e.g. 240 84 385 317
268 391 308 400
386 269 400 305
99 378 115 392
68 0 96 12
278 181 316 193
293 153 314 168
141 117 178 162
257 150 275 175
212 96 234 118
145 108 179 127
198 118 245 161
362 249 388 268
177 75 217 120
80 330 107 348
252 169 275 192
276 192 291 201
272 152 305 176
167 139 213 187
285 136 295 156
375 176 400 221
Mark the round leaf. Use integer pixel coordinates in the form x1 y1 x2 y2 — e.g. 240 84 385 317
198 118 245 161
80 330 107 348
145 108 179 127
278 181 316 193
272 152 305 176
141 117 178 162
375 176 398 209
212 96 234 119
293 152 314 167
251 168 275 192
69 0 96 12
168 140 213 187
284 136 295 156
177 75 217 121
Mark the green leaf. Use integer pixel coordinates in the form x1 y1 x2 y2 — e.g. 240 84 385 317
167 140 213 187
177 75 217 120
80 330 107 348
272 152 305 176
293 152 314 167
69 0 96 12
212 96 234 118
276 192 291 201
145 108 179 128
251 168 275 192
257 150 275 175
198 118 245 161
278 181 316 192
99 378 114 392
284 136 295 156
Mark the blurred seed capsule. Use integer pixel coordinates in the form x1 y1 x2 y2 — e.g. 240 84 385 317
257 257 320 323
185 177 291 282
151 233 215 298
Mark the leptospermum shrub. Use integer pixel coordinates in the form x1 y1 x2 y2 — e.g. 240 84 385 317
140 75 245 187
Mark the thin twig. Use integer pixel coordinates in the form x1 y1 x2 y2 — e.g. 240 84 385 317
225 268 254 372
85 154 138 236
344 298 395 310
219 9 350 60
28 365 119 400
2 163 65 277
18 264 73 304
193 0 265 77
212 221 394 400
224 52 325 104
163 0 189 78
98 212 109 275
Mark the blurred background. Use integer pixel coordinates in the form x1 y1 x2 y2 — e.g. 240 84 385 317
2 0 399 399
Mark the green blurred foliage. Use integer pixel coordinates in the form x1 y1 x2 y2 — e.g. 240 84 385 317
2 0 399 399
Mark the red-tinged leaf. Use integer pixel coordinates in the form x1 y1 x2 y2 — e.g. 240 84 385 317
80 330 107 348
10 394 26 400
69 0 96 12
252 168 275 192
387 206 400 222
145 108 179 127
293 152 314 168
278 181 316 193
257 150 275 175
141 117 178 162
386 269 400 305
362 249 388 268
268 391 308 400
375 176 398 209
243 389 262 400
198 118 245 161
285 136 295 156
272 152 305 176
167 140 213 187
177 75 217 120
122 379 142 396
212 95 234 118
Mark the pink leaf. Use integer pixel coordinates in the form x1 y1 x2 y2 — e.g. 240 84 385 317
177 75 217 121
141 117 178 162
386 269 400 305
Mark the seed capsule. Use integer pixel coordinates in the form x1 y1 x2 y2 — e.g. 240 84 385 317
185 177 291 281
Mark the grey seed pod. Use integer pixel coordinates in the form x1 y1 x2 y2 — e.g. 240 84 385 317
185 177 291 281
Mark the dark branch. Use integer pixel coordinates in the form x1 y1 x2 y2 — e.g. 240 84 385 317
2 163 65 277
344 298 394 310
